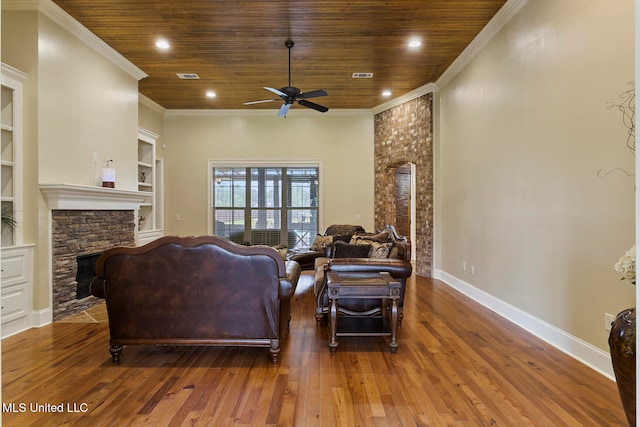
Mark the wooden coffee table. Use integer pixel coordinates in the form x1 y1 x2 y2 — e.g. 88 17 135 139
326 271 401 353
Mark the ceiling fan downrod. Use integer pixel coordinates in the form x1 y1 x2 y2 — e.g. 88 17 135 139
285 39 294 88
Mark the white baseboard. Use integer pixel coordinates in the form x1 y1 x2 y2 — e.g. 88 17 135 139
1 308 50 340
433 269 615 380
31 307 52 328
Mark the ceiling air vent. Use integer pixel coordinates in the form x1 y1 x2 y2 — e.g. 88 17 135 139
176 73 200 80
352 72 374 79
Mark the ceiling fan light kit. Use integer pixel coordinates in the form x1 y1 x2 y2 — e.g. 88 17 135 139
244 39 329 117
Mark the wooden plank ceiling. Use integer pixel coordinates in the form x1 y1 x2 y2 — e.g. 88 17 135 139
52 0 507 111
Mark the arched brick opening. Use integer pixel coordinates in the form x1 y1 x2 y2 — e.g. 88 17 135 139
374 93 433 277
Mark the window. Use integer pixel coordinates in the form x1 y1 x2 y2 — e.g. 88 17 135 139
212 165 319 249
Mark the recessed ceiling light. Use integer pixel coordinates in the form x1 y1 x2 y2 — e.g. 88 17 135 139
206 91 216 98
408 39 422 48
382 90 392 97
155 39 170 50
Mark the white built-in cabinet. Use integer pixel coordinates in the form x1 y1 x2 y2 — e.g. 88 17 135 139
1 63 34 338
1 245 34 338
137 127 163 245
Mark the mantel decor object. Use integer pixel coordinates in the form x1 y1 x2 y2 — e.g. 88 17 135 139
102 161 115 188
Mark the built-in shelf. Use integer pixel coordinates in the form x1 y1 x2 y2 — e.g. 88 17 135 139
137 128 160 237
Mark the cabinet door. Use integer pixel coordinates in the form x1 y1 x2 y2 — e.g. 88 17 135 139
1 246 33 338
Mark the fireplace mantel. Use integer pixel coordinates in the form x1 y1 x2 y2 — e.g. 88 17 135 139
40 183 146 210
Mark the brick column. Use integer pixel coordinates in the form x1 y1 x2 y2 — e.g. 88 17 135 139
374 94 433 277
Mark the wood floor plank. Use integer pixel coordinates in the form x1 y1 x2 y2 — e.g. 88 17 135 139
1 273 628 426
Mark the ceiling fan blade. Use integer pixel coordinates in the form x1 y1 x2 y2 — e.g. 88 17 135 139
298 99 329 113
300 89 327 99
244 99 278 105
264 87 287 97
278 103 292 117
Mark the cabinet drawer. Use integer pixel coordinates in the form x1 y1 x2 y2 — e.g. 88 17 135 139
1 245 34 338
1 250 29 287
1 285 28 322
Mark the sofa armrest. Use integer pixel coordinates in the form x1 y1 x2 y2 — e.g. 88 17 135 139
90 277 105 299
325 258 413 278
279 260 301 299
286 249 324 270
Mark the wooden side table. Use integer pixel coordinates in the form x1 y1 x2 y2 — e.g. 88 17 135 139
326 271 401 354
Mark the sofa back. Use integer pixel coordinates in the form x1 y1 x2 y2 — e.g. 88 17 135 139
326 225 411 261
92 235 288 341
324 224 365 237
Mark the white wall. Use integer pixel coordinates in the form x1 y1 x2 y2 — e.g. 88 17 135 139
162 110 374 237
437 0 635 354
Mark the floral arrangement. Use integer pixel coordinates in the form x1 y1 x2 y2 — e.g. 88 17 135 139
614 245 636 285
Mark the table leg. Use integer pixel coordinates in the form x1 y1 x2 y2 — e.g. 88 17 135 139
329 297 339 354
389 298 399 353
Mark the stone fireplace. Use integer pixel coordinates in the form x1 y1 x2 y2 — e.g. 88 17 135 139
51 210 135 320
40 184 145 321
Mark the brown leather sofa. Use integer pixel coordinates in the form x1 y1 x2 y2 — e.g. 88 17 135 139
287 224 366 270
313 226 413 323
90 235 301 364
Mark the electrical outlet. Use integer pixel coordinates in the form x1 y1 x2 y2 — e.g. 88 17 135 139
471 265 475 275
462 261 467 271
605 313 615 332
92 152 98 163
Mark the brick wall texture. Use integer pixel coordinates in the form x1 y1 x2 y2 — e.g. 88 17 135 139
374 93 433 277
52 210 136 320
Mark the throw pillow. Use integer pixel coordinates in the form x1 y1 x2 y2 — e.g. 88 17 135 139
310 234 333 251
348 238 393 259
332 241 371 258
351 229 393 243
368 241 393 258
271 244 288 260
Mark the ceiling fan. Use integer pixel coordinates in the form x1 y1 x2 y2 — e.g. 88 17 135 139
244 39 329 117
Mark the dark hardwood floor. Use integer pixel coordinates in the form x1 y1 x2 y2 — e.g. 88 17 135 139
2 272 627 426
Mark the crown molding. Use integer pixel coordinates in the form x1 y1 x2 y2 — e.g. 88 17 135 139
3 0 147 81
372 0 528 115
1 63 30 82
436 0 528 88
138 127 159 143
371 82 440 115
139 94 166 115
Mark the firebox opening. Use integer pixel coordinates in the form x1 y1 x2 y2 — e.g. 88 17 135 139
75 253 101 299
